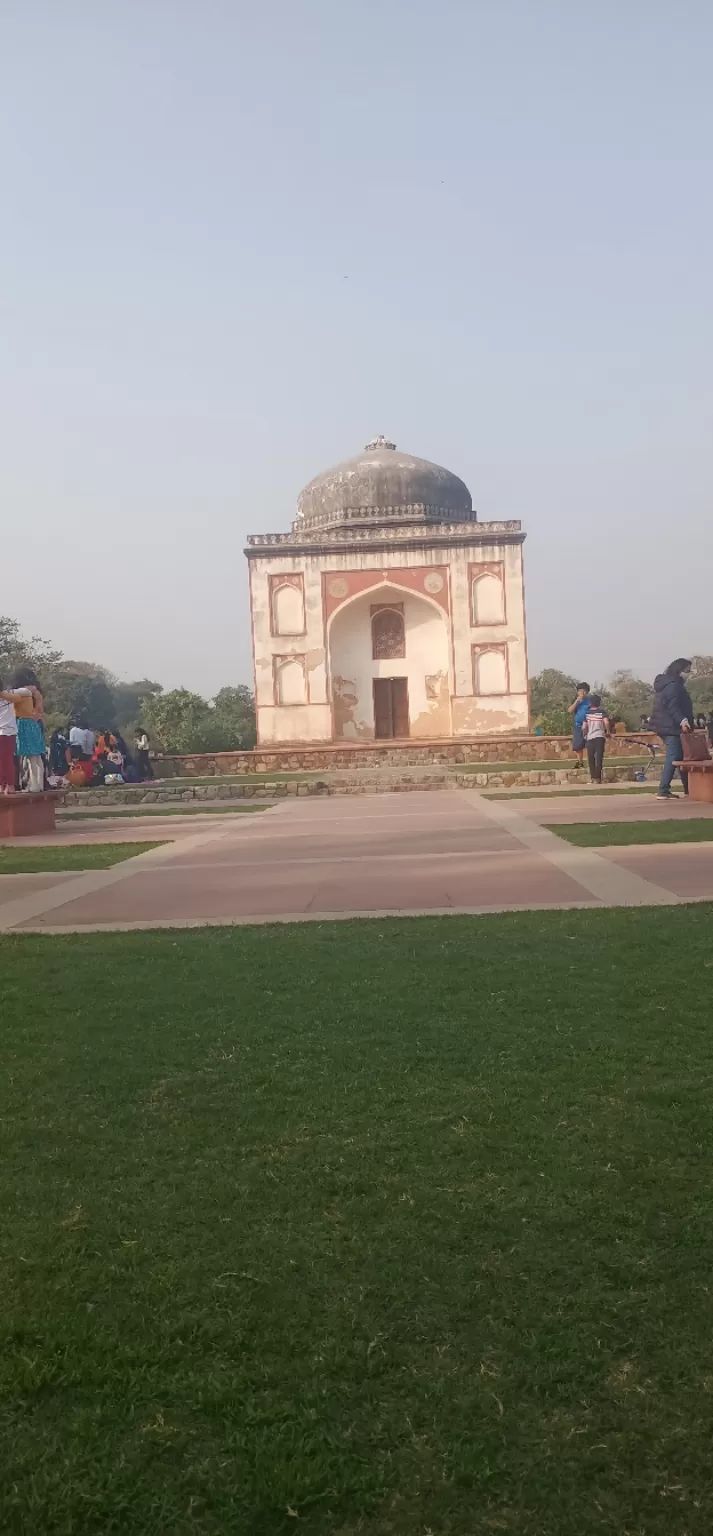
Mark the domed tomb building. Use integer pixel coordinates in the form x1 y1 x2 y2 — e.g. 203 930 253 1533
245 437 528 744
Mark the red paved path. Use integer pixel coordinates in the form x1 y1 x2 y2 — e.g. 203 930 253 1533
1 790 712 932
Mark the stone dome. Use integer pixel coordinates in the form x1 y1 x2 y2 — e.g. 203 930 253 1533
295 436 475 533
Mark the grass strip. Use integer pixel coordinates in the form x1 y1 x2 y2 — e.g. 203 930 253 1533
0 842 166 874
484 785 656 800
452 756 648 774
58 805 270 822
548 819 713 847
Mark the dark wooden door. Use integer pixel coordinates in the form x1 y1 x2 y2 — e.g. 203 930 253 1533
373 679 393 738
373 678 410 739
392 677 409 737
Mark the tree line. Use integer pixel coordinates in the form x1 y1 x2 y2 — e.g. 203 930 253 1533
4 615 713 751
530 662 713 735
0 616 257 754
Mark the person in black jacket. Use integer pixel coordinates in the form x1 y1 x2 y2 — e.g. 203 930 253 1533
649 658 694 799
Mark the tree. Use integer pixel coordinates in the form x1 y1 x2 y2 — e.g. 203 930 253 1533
604 671 653 730
141 690 210 753
0 616 62 683
141 686 257 754
0 614 256 751
689 656 713 716
114 679 163 731
529 668 580 735
212 686 257 749
44 661 118 731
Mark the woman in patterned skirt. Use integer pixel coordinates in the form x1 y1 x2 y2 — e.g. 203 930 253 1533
10 667 46 792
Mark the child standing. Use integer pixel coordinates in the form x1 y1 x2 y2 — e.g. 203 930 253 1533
568 683 592 768
582 694 611 784
0 678 18 793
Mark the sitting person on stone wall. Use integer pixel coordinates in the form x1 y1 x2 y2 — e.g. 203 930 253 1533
69 719 95 759
67 745 99 788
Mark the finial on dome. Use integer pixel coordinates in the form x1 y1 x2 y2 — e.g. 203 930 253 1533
365 434 396 451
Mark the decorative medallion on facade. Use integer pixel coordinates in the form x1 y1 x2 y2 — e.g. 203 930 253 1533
327 576 349 599
423 571 444 594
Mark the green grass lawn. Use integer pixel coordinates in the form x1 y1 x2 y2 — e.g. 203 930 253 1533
549 819 713 847
154 770 320 786
3 910 713 1533
0 842 166 874
484 785 656 800
452 756 648 775
58 804 270 822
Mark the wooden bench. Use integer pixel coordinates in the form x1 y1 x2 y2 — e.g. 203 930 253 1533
674 761 713 803
0 791 63 838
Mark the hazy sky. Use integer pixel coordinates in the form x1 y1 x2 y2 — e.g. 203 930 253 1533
1 2 711 695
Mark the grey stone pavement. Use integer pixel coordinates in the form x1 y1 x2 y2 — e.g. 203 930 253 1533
1 788 713 933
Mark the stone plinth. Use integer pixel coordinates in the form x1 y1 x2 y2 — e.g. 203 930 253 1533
155 734 657 779
677 763 713 803
0 792 61 838
60 760 644 808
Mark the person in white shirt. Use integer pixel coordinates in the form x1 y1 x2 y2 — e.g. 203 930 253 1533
0 677 19 793
69 722 95 758
582 695 611 785
135 729 154 781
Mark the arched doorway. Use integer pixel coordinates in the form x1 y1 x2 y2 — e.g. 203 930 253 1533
328 585 451 740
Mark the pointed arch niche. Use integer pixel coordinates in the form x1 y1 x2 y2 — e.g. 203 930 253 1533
472 644 509 696
470 563 505 626
371 604 405 660
328 584 451 740
270 574 305 636
274 655 307 706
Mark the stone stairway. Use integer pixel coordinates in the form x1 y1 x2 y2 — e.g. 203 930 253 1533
60 759 644 808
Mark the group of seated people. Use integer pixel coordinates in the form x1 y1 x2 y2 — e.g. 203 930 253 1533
48 724 154 788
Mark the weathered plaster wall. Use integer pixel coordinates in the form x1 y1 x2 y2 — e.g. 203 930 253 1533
248 530 528 742
329 586 450 739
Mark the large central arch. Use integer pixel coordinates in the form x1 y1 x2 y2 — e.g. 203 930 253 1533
328 583 451 740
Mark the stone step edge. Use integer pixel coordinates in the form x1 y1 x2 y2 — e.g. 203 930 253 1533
60 764 644 807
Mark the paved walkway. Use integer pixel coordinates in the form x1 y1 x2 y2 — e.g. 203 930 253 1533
1 789 713 933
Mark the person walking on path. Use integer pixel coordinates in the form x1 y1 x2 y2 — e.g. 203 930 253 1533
582 694 611 784
568 683 592 768
649 658 694 800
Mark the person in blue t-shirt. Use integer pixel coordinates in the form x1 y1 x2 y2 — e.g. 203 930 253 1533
568 682 592 768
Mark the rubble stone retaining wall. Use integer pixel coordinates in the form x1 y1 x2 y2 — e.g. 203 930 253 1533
61 761 645 807
154 733 654 778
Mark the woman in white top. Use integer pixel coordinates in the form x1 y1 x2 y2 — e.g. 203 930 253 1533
0 676 19 793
